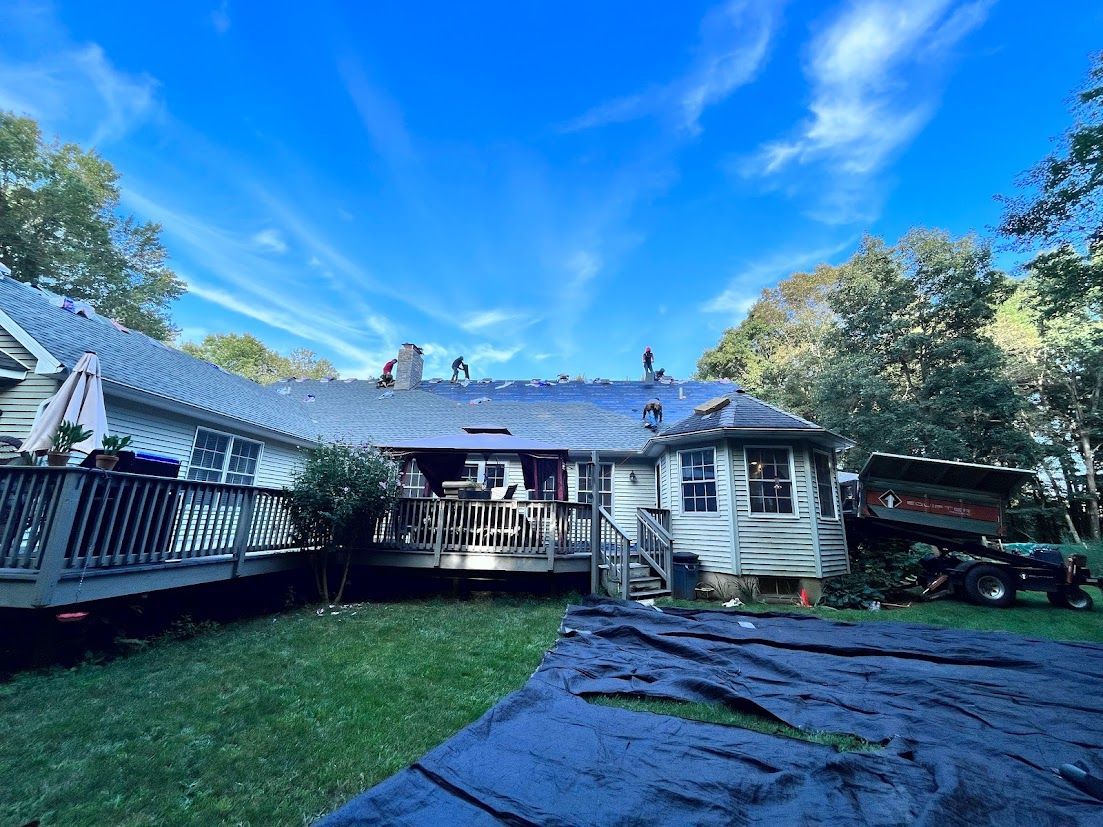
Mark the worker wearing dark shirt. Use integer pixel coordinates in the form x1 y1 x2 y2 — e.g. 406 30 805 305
643 347 655 381
451 356 470 382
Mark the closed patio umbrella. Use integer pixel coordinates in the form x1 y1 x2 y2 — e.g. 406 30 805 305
20 351 108 454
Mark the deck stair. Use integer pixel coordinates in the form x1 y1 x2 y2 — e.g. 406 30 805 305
596 506 673 600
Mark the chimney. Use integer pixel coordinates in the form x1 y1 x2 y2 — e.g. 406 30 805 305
394 343 424 390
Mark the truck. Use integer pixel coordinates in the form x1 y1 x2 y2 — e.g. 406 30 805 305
840 452 1100 611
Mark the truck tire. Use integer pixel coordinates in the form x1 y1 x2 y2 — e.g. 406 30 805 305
963 564 1016 608
1047 588 1095 611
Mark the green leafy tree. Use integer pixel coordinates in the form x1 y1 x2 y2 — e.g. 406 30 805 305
0 112 184 338
697 264 839 419
999 53 1103 316
287 442 401 605
180 333 337 384
815 230 1035 469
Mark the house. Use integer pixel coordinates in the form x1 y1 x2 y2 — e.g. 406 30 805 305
0 275 318 487
278 343 854 598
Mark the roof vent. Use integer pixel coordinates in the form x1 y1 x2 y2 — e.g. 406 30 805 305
463 426 511 434
694 396 731 416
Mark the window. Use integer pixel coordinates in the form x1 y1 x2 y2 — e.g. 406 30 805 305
746 447 795 515
401 459 428 498
484 463 506 489
461 461 506 488
187 428 263 485
680 449 717 513
812 451 836 519
578 463 613 510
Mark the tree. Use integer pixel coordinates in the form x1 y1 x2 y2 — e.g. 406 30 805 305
0 112 185 339
697 264 839 419
999 53 1103 316
180 333 337 384
815 230 1035 469
287 442 401 605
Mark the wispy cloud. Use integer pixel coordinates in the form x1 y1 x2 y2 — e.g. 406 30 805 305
703 238 856 317
563 0 779 135
460 309 534 333
742 0 992 222
211 1 231 35
252 228 288 254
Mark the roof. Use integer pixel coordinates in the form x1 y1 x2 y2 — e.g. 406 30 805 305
416 377 741 424
382 434 566 453
860 452 1036 495
275 380 649 452
0 276 321 442
0 351 26 373
643 391 854 452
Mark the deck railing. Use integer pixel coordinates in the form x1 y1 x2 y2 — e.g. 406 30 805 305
596 505 633 599
0 466 306 606
369 498 594 557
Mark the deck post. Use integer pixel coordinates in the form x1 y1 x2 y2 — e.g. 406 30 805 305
432 501 444 567
231 488 257 578
32 471 84 608
589 450 600 595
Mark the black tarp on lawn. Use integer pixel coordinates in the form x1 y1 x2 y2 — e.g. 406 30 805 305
321 601 1103 826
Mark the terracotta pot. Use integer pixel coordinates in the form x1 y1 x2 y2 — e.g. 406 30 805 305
95 454 120 471
46 452 71 467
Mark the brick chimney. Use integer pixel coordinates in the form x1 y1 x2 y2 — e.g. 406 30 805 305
394 343 424 390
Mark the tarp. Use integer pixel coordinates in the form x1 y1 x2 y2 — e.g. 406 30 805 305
321 601 1103 825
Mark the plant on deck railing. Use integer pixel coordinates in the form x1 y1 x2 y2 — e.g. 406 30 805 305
286 441 401 605
51 421 93 454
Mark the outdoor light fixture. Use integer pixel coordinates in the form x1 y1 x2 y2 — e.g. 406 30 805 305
629 471 638 483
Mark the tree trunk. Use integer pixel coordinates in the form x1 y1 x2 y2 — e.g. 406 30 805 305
1081 432 1101 540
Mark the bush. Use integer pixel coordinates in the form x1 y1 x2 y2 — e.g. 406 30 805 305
287 442 401 604
820 539 926 609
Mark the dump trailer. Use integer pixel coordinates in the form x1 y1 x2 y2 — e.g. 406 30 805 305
841 453 1101 610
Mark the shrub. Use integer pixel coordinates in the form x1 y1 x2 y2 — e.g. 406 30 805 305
820 539 926 609
287 442 401 605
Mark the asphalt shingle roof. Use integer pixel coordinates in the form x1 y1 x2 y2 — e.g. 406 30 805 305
657 390 825 437
275 380 650 452
0 276 321 442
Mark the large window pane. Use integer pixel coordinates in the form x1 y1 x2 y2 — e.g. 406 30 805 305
813 451 836 519
747 447 795 515
680 450 717 512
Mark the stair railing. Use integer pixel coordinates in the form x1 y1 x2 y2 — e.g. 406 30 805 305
636 507 674 593
597 505 632 599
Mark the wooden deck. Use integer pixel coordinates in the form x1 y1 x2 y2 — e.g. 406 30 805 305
0 467 672 609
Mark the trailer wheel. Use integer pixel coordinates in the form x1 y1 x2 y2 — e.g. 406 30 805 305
1047 588 1094 611
963 565 1016 608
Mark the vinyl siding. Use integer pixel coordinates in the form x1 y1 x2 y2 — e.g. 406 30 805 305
106 399 305 488
612 462 655 543
663 443 735 573
810 447 850 577
0 330 59 439
731 439 819 577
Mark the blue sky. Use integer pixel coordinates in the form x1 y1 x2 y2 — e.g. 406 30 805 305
2 2 1100 380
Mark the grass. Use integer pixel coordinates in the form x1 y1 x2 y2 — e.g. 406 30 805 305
2 588 1101 825
589 696 878 752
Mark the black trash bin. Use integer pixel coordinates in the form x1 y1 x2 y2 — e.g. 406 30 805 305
672 551 700 600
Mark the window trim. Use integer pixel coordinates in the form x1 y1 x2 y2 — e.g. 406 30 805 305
812 449 839 521
743 445 800 519
677 447 720 515
187 426 265 486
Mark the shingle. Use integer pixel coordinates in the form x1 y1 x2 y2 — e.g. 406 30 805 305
0 277 320 441
657 391 826 438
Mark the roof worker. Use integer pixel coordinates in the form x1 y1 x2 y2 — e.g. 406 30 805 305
451 355 470 383
642 347 655 382
642 398 663 428
377 356 398 388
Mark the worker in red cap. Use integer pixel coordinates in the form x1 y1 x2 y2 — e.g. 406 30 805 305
642 347 655 381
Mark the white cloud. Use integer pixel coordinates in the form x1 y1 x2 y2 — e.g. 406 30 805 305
563 0 778 135
252 228 288 254
211 1 231 35
460 309 532 333
743 0 992 221
0 41 159 145
703 238 856 316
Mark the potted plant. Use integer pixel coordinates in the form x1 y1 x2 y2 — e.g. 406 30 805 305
96 434 133 471
48 421 93 467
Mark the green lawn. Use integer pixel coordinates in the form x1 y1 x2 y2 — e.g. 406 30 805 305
2 591 1101 825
